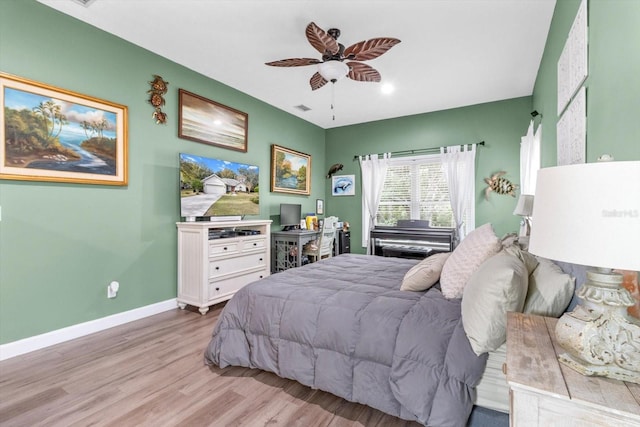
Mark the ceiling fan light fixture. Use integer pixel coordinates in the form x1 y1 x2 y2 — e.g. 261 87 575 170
318 60 349 83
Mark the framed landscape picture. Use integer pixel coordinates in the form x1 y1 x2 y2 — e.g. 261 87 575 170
270 144 311 195
0 73 128 185
178 89 248 152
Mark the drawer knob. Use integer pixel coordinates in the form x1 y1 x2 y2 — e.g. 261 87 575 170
215 287 220 291
253 242 257 246
223 247 228 251
215 266 220 270
259 275 263 279
259 258 263 261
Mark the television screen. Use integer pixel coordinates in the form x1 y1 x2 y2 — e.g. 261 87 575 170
179 153 259 219
280 203 302 230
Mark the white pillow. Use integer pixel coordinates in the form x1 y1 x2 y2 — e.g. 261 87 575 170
523 257 575 317
440 223 502 299
462 250 529 355
400 252 451 292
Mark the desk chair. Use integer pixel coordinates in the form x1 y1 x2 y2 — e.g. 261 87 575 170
303 216 338 263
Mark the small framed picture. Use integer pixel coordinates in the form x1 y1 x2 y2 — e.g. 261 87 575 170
332 175 355 196
316 199 324 215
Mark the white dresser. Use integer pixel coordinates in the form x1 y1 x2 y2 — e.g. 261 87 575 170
176 220 271 314
506 312 640 427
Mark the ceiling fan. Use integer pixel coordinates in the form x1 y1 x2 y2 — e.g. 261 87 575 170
266 22 401 91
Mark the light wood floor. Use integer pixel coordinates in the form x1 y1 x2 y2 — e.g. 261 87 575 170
0 305 422 427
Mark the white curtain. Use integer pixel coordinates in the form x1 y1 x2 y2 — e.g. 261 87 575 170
520 120 541 195
359 153 391 253
440 144 476 243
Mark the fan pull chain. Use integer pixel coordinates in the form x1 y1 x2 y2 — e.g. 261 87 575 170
331 83 336 121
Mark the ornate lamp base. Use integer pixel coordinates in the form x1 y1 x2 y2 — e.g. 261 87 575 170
554 269 640 384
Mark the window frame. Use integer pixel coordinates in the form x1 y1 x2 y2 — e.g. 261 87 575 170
373 153 465 229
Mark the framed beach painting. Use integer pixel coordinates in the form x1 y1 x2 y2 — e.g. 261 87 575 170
0 73 128 185
178 89 248 152
332 174 355 196
270 144 311 195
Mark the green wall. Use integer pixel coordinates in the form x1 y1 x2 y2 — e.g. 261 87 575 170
325 98 531 252
326 0 640 254
2 0 639 346
0 0 324 344
532 0 640 165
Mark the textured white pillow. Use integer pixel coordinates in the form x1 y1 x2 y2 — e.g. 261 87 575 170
523 257 575 317
400 252 451 291
440 223 502 299
462 250 529 355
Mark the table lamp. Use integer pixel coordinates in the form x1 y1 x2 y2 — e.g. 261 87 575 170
513 194 534 249
528 160 640 384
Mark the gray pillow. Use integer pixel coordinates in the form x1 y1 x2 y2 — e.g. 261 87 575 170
462 250 529 355
524 257 575 317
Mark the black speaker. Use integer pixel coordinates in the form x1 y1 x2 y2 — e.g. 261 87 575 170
337 230 350 254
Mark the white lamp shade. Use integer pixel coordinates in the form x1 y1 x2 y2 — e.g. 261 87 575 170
528 161 640 271
318 60 349 82
513 194 534 216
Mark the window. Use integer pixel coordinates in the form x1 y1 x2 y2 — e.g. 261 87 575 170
376 154 465 228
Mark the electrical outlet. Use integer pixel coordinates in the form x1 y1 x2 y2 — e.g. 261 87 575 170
107 281 119 298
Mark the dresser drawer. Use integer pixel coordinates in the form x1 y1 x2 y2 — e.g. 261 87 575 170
208 269 268 300
209 240 240 256
209 252 266 278
241 237 266 252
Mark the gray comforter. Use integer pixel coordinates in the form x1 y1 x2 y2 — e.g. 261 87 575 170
205 253 488 426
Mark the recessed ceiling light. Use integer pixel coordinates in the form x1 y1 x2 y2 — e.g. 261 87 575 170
381 83 395 95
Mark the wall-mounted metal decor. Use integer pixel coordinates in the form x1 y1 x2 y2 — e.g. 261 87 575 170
148 74 168 124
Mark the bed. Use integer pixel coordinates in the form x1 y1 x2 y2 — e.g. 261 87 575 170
204 225 578 426
205 254 488 426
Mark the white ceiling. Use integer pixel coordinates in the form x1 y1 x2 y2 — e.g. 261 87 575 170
37 0 556 129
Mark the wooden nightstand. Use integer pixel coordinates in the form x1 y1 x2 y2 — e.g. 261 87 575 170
506 312 640 427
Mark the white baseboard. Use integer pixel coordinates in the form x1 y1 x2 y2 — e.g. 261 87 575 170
0 299 178 361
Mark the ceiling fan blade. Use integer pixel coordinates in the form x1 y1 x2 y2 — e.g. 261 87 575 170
346 62 381 82
310 72 328 90
343 38 401 61
306 22 339 56
265 58 322 67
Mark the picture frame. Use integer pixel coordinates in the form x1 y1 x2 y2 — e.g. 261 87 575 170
270 144 311 195
557 87 586 166
332 174 355 196
316 199 324 215
178 89 248 152
0 72 128 185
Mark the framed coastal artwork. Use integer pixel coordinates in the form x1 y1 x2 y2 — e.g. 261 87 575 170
178 89 248 152
0 73 128 185
270 144 311 195
332 174 355 196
